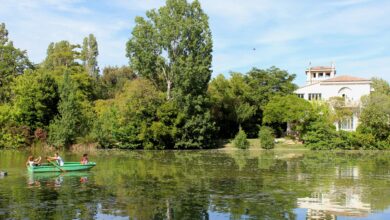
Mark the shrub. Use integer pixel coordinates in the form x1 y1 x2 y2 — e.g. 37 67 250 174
303 120 337 150
333 130 354 150
233 128 249 149
259 126 275 149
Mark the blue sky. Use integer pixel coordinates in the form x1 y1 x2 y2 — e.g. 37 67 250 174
1 0 389 85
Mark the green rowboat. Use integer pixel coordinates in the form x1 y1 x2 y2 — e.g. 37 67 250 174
27 162 96 173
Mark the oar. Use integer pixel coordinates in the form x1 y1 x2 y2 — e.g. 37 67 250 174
49 161 66 172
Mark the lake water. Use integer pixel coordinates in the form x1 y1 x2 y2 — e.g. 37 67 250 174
1 149 390 219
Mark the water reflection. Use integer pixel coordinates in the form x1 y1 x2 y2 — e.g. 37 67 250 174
298 166 371 219
27 172 90 188
1 150 390 219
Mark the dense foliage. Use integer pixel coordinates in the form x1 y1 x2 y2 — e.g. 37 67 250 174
300 79 390 150
259 126 275 149
233 128 249 149
0 23 33 103
0 1 389 150
208 67 297 138
263 95 312 137
126 0 217 149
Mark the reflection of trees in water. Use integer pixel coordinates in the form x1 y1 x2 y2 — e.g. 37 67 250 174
2 150 390 219
91 150 300 219
0 173 103 219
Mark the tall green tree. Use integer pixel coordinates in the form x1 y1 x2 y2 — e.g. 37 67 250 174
357 78 390 144
126 0 217 148
48 70 84 147
11 70 59 130
126 0 212 100
209 73 255 135
81 34 99 78
358 93 390 141
43 41 80 70
0 23 33 103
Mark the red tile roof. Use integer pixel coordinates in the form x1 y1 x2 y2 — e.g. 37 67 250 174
323 75 370 82
306 66 333 71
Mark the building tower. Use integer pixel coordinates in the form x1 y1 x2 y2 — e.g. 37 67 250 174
305 62 336 85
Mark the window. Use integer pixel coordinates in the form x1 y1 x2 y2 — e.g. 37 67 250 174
326 72 331 77
308 93 322 100
339 117 354 130
296 93 304 98
319 73 324 78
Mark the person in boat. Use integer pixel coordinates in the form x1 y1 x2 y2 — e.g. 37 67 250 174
26 156 41 167
46 153 64 166
80 153 89 165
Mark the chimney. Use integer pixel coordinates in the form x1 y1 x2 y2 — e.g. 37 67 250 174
306 62 312 85
331 61 336 78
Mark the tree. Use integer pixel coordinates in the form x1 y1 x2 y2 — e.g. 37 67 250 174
0 23 33 103
358 93 390 141
357 78 390 146
48 70 84 147
43 41 79 70
0 104 30 148
126 0 217 148
100 66 136 98
246 67 297 107
208 74 237 138
262 95 312 137
208 73 256 137
12 70 59 130
81 34 99 78
126 0 212 100
371 77 390 96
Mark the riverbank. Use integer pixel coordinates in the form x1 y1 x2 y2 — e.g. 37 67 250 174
220 138 306 151
21 137 305 153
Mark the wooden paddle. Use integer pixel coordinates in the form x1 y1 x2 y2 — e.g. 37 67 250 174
49 161 66 172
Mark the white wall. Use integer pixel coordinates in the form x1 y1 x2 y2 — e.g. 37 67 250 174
294 81 371 131
295 82 371 101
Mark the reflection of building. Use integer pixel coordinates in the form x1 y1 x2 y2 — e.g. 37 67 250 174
294 64 372 131
297 166 371 219
335 166 359 180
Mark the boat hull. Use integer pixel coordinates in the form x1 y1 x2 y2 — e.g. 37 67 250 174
28 162 96 173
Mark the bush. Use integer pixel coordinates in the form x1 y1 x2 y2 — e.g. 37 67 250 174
0 125 31 148
233 128 249 149
303 120 337 150
259 126 275 149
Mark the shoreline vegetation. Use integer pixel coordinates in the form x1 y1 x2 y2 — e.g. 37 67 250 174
1 0 389 151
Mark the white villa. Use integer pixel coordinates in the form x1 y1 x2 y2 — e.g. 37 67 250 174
294 64 372 131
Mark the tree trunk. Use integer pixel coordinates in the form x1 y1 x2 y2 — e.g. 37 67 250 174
167 80 172 100
286 122 292 135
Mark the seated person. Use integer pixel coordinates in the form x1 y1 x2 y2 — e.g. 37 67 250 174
80 154 89 165
26 156 41 167
47 153 64 166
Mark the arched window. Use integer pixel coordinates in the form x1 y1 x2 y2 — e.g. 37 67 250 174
338 87 352 100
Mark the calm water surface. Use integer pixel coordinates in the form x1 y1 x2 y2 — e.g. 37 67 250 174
1 149 390 219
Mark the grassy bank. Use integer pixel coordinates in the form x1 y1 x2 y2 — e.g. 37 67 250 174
221 138 306 151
